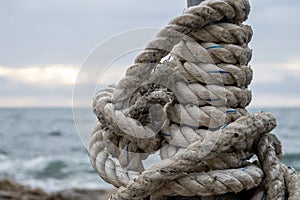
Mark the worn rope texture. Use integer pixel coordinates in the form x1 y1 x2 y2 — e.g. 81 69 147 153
89 0 300 199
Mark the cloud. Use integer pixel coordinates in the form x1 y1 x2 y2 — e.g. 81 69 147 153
1 0 299 67
252 58 300 83
0 65 80 107
0 62 128 107
0 0 299 107
248 1 300 63
0 0 184 66
0 65 79 86
250 58 300 107
251 94 300 108
0 96 76 107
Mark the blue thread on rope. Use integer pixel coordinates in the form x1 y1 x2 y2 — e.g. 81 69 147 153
261 192 266 200
203 98 220 102
208 70 230 74
242 167 247 172
121 101 126 110
163 133 172 137
171 147 180 158
221 123 229 129
240 157 248 161
288 166 296 173
185 25 195 35
206 45 224 50
225 110 237 114
126 142 130 165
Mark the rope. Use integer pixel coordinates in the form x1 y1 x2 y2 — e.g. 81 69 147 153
89 0 300 199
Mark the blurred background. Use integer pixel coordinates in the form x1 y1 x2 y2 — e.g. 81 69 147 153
0 0 299 192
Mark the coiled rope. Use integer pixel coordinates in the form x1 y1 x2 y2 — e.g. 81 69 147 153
89 0 300 199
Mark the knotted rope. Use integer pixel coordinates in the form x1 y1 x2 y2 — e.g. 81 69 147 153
89 0 300 199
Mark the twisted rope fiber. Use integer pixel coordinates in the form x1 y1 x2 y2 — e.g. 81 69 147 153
89 0 300 199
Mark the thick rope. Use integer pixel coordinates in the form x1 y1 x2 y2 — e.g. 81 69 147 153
89 0 300 199
152 164 263 197
108 113 276 200
112 0 251 110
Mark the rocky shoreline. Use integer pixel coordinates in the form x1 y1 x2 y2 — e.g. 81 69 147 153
0 178 276 200
0 178 115 200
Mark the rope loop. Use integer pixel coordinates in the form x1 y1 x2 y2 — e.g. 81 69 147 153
89 0 300 199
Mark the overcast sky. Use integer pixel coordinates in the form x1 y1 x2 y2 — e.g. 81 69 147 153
0 0 299 107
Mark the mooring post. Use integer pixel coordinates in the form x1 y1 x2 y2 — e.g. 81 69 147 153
187 0 204 7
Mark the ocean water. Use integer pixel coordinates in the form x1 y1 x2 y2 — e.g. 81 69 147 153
0 108 104 191
0 107 299 191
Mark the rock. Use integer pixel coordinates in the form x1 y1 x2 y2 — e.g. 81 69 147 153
0 178 115 200
0 178 49 199
52 188 110 200
0 178 26 191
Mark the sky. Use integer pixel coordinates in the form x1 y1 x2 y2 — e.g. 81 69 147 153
0 0 299 107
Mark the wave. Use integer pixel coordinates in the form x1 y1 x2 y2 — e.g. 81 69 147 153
33 160 69 179
282 153 300 161
282 153 300 171
18 176 109 192
0 155 108 192
48 131 62 137
0 150 8 156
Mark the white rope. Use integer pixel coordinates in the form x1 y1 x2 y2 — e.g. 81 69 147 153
89 0 300 199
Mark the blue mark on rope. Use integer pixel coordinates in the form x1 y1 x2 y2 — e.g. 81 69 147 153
225 110 237 114
288 166 296 173
242 167 247 172
185 26 195 35
240 157 248 161
208 70 230 74
171 147 180 158
163 133 172 137
203 98 220 102
261 192 266 200
221 123 229 129
206 45 224 50
126 142 130 165
121 101 126 110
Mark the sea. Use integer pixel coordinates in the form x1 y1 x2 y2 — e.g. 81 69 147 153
0 107 299 192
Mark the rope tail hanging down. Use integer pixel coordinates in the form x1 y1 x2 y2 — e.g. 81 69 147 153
89 0 300 199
